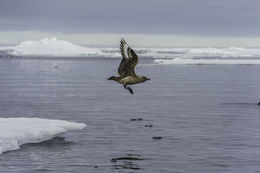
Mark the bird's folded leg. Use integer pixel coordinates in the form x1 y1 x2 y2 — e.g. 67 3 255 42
124 85 134 94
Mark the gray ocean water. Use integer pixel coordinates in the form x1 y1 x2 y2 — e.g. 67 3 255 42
0 57 260 173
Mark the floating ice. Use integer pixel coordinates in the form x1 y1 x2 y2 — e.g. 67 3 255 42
1 39 260 61
187 47 260 58
0 118 86 155
6 37 102 57
154 58 260 65
151 47 260 65
102 47 260 59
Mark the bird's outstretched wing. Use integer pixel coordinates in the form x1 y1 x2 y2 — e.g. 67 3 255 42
118 38 139 77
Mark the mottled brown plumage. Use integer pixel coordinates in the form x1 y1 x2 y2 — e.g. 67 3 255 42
108 38 150 94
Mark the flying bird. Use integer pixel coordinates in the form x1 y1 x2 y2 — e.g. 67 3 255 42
108 38 150 94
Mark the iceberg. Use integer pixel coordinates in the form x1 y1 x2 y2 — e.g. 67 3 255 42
6 37 102 57
0 118 86 155
1 38 260 60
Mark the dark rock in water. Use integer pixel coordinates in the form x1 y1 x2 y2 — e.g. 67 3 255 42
145 124 153 128
130 118 143 121
152 136 163 140
258 102 260 105
111 157 144 162
114 164 141 170
94 166 98 168
111 158 117 162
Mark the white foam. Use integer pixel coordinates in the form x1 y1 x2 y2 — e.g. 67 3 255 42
154 58 260 65
6 37 102 57
0 118 86 154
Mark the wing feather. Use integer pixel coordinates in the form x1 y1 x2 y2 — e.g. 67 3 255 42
118 38 139 77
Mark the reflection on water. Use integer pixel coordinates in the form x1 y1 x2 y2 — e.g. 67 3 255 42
111 154 144 171
2 137 75 160
21 137 74 149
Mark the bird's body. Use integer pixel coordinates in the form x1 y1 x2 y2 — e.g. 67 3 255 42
109 75 148 86
108 38 150 94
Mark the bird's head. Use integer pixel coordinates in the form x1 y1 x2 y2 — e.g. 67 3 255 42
107 76 117 80
142 76 151 81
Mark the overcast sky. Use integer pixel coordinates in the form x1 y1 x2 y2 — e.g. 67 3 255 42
1 0 260 46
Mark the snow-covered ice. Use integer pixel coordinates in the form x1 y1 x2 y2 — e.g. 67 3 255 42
1 38 260 65
154 58 260 65
0 118 86 155
3 37 102 57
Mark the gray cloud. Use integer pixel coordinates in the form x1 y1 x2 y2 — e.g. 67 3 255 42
0 0 260 36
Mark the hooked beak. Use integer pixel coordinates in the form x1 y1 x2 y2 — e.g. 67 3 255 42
147 78 151 81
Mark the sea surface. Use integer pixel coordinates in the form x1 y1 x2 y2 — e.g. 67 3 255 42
0 57 260 173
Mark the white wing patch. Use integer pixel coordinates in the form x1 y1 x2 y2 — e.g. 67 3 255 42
120 38 132 59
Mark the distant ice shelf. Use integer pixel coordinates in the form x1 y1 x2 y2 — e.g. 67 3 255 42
1 37 102 57
0 118 86 155
154 58 260 65
1 37 260 61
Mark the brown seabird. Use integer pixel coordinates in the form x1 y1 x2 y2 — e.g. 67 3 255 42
108 38 150 94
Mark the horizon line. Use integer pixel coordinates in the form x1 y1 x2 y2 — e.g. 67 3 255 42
1 31 260 47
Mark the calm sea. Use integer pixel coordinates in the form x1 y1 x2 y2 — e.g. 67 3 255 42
0 57 260 173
